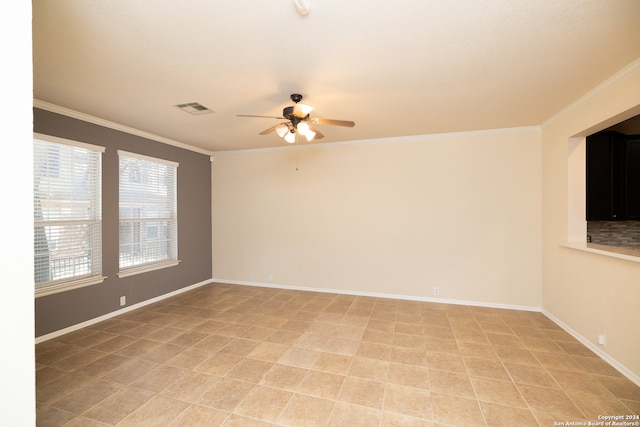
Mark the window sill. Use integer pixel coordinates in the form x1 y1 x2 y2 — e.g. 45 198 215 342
117 260 180 278
562 242 640 263
35 275 107 298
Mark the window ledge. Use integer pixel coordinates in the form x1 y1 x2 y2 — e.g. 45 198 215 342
562 242 640 263
35 275 107 298
118 260 180 278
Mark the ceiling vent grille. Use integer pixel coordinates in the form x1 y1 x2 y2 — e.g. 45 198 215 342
175 102 214 115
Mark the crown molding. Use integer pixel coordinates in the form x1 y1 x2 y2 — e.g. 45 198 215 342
542 57 640 128
33 99 214 156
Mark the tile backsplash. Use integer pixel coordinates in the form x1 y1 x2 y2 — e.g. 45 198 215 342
587 221 640 250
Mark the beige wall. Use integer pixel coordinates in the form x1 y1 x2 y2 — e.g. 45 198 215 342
212 128 542 309
541 60 640 380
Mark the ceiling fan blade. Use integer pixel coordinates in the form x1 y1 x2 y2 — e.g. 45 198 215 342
309 126 324 140
312 118 355 127
259 124 280 135
237 114 285 119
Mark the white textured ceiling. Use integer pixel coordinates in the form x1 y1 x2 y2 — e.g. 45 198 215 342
33 0 640 152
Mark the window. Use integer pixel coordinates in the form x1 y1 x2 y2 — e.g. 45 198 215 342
33 134 104 296
118 151 179 276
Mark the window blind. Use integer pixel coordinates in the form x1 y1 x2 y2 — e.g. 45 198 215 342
33 136 103 290
118 151 178 272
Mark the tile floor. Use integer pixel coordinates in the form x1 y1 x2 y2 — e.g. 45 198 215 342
36 283 640 426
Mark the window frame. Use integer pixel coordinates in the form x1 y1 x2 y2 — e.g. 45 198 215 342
33 133 106 297
117 150 179 277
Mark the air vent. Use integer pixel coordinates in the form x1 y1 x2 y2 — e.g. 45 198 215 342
175 102 214 115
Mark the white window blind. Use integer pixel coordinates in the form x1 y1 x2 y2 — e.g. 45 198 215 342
33 135 104 293
118 150 178 274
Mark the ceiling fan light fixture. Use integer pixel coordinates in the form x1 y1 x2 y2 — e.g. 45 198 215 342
297 121 310 134
304 129 316 142
294 103 314 117
275 123 289 137
284 131 296 143
293 0 310 15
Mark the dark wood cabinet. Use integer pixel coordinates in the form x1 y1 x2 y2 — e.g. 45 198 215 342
625 136 640 219
586 131 625 220
586 131 640 221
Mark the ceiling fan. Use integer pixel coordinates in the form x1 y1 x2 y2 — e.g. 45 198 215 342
237 93 355 143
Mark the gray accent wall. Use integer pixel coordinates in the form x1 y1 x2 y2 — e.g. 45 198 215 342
34 108 212 337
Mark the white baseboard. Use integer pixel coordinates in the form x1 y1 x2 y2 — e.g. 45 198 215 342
542 309 640 387
35 279 214 344
213 278 541 312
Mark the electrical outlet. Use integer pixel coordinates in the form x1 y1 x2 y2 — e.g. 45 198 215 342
268 274 273 282
120 296 126 306
433 287 440 295
598 333 606 346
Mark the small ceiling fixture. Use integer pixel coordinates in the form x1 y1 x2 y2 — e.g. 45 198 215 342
293 0 310 15
237 93 355 144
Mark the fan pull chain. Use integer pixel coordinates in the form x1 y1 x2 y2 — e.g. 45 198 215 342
295 132 300 171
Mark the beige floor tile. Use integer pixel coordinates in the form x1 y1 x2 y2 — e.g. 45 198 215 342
234 385 293 422
594 374 640 400
479 401 538 427
130 364 187 393
381 411 434 426
547 369 613 396
384 383 432 419
225 358 273 383
566 389 633 420
50 379 121 414
425 337 461 354
219 338 261 357
279 347 322 369
36 283 638 427
323 337 360 356
194 352 242 376
298 370 345 400
387 362 430 390
83 387 155 425
348 356 389 381
533 351 588 372
140 342 188 363
431 393 484 427
277 393 335 427
164 346 212 370
504 362 560 388
463 356 510 380
457 342 497 359
114 338 161 358
198 378 254 412
428 369 475 399
518 384 586 419
427 351 467 373
161 371 220 403
393 333 426 349
470 377 527 408
169 404 229 427
37 373 96 405
247 341 290 362
389 346 428 367
328 401 381 427
74 353 130 377
119 395 190 426
338 376 385 409
36 406 76 426
260 363 308 391
493 345 540 366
